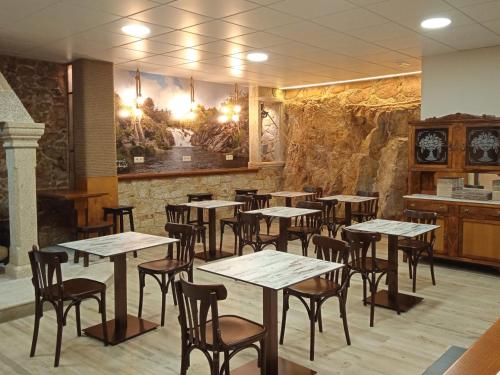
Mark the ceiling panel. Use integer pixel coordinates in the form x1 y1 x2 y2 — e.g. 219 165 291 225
169 0 259 18
459 1 500 22
166 48 221 61
313 8 387 31
121 39 182 54
132 5 211 29
99 19 173 37
64 0 159 17
0 0 60 24
150 30 216 47
269 0 356 19
184 20 255 39
227 32 289 48
194 40 250 55
224 7 300 29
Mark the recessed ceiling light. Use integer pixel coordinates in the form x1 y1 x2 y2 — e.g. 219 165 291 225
121 24 151 38
247 52 268 62
420 17 451 29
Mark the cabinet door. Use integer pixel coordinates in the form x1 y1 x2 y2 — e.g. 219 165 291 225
461 219 500 262
433 217 446 255
412 126 452 170
464 125 500 171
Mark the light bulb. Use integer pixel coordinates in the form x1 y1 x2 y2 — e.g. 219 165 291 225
234 104 241 113
218 115 228 123
221 106 229 114
118 108 131 118
232 114 239 122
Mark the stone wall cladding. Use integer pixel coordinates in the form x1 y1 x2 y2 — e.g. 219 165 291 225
283 75 421 219
118 167 283 235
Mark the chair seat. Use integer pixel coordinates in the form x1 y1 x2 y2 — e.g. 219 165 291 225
205 315 266 347
258 233 279 243
398 238 429 251
288 226 319 235
350 257 390 272
103 205 134 212
46 278 105 300
287 277 341 297
138 258 188 273
77 223 113 233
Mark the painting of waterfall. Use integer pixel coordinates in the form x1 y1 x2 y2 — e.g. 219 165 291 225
114 69 249 175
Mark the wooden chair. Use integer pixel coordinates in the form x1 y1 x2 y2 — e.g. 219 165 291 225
321 199 346 238
253 194 274 233
351 191 379 223
219 195 254 254
235 188 258 196
29 246 108 367
280 235 351 361
175 278 266 375
186 192 212 225
303 185 323 201
74 223 113 267
343 228 396 327
166 203 207 260
398 209 438 293
138 223 196 326
237 212 279 255
288 201 323 256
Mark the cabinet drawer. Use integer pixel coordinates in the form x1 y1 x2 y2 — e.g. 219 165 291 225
406 200 448 214
460 206 500 219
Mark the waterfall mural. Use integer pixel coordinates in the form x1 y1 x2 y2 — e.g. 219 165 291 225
114 69 249 174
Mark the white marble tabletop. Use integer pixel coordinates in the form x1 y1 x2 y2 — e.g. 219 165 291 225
184 200 245 209
270 191 315 198
319 194 378 203
404 194 500 206
346 219 439 238
246 206 321 218
59 231 178 257
198 250 343 290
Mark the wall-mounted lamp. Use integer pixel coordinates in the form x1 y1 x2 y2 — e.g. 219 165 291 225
218 83 241 123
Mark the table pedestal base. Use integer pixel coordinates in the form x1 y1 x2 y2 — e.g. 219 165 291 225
84 314 158 345
194 250 234 262
233 357 316 375
364 290 423 313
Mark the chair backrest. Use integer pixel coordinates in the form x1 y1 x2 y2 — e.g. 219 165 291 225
342 228 382 272
175 278 227 350
313 235 350 286
28 245 68 301
253 194 271 210
238 212 262 244
165 204 190 224
356 191 379 216
322 199 339 223
294 201 323 228
403 209 438 245
233 194 254 215
165 223 196 264
235 189 257 196
303 185 323 201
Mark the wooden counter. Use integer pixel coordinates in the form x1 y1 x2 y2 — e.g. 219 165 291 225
444 319 500 375
404 194 500 269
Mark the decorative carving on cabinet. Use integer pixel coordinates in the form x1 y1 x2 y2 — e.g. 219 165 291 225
415 128 448 164
466 127 500 166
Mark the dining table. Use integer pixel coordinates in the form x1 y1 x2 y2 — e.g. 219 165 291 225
59 231 178 345
346 219 439 312
184 199 244 261
270 191 315 207
246 206 321 252
318 194 378 226
199 250 343 375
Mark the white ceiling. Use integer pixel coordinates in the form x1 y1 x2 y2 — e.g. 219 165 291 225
1 0 500 87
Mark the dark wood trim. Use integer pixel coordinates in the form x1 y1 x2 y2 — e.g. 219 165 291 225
410 113 500 125
117 167 261 181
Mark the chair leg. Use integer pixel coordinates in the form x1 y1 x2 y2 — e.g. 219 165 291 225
100 292 109 346
161 274 167 327
223 351 230 375
412 254 419 293
362 275 367 305
339 296 351 345
74 250 80 264
428 248 436 286
219 222 225 254
83 253 89 268
180 341 189 375
201 229 207 259
317 304 323 333
212 351 220 375
54 305 64 367
138 271 145 318
369 274 376 327
233 226 238 255
30 301 42 357
170 274 177 306
279 292 289 345
309 299 316 361
408 253 413 279
260 338 267 375
75 302 82 337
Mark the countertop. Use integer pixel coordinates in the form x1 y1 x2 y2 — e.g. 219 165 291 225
403 194 500 206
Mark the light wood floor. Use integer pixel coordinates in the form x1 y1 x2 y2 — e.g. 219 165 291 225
1 229 499 375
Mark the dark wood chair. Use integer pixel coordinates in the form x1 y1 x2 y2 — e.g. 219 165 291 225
219 195 254 254
29 246 108 367
351 191 379 223
235 188 258 195
103 205 137 257
237 212 279 255
138 223 196 327
186 192 212 225
74 223 113 267
166 203 207 260
253 194 274 233
175 278 266 375
280 235 351 361
321 199 346 238
287 201 323 256
303 185 323 201
398 209 438 293
343 228 396 327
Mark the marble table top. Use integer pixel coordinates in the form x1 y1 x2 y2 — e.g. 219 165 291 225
319 194 377 203
198 250 343 290
404 194 500 206
246 206 321 218
347 219 439 238
184 200 244 209
59 231 178 257
270 191 315 198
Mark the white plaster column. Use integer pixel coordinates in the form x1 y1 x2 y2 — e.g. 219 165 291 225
0 122 44 278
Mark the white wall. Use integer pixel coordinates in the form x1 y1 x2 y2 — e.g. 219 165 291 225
421 45 500 118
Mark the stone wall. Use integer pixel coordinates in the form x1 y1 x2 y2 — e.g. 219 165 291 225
261 103 280 162
283 76 421 218
118 167 283 235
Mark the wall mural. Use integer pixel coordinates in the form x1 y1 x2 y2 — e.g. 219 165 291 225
114 69 249 174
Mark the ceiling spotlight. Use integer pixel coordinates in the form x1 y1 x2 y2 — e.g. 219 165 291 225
421 17 451 29
121 24 151 37
247 52 268 62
